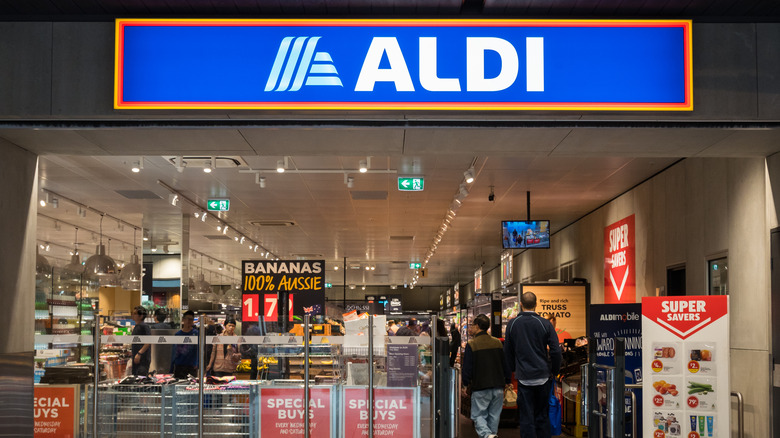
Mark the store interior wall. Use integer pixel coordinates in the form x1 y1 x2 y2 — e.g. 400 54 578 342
0 138 36 434
511 157 770 438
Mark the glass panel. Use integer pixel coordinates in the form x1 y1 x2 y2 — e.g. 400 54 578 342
708 257 729 295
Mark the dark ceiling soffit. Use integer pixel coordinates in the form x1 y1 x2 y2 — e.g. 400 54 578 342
2 120 780 130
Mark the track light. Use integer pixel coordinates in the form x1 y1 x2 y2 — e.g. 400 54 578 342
223 226 229 235
277 159 286 173
169 194 179 206
40 199 46 207
345 174 354 188
201 212 207 222
78 207 87 218
240 236 245 244
259 176 266 188
203 157 214 173
464 167 475 184
359 159 368 173
51 198 59 209
131 159 142 173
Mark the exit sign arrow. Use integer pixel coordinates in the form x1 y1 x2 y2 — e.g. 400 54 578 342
207 199 230 211
398 177 424 192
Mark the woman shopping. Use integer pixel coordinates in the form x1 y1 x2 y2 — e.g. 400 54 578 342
207 317 242 377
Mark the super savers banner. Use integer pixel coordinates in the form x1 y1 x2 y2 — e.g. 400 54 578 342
115 19 692 111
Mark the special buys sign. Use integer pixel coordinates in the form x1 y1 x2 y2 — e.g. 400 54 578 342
115 19 692 111
642 296 729 438
605 215 636 304
343 387 419 437
34 385 79 437
242 260 325 322
259 387 333 438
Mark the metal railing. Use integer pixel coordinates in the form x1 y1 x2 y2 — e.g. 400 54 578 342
731 391 743 438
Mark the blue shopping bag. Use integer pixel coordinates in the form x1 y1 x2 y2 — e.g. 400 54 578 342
549 382 562 436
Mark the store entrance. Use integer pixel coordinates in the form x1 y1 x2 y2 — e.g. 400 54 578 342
770 228 780 437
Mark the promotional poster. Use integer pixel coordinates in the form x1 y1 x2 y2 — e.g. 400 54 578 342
590 303 643 437
642 296 729 438
242 260 325 322
604 215 636 304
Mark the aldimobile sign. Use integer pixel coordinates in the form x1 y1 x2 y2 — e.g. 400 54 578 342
115 19 692 111
642 296 729 438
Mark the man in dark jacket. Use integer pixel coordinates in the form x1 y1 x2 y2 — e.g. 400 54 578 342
504 292 562 438
449 323 461 367
462 314 510 438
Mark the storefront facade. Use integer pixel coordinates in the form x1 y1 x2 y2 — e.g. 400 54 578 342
1 12 779 437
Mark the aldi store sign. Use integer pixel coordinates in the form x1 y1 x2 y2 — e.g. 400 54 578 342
115 19 692 111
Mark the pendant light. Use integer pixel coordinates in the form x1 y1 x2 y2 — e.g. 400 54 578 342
223 274 242 307
84 214 118 287
201 271 218 303
63 227 84 274
36 247 51 276
119 227 142 291
191 256 211 301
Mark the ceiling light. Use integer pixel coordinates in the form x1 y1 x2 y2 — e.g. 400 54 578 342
39 199 46 207
131 160 142 173
259 176 266 188
349 284 356 290
240 236 245 244
277 159 286 173
169 194 179 206
119 227 142 291
219 264 224 270
83 215 118 287
51 198 59 209
234 236 239 241
362 285 366 290
365 266 370 271
194 212 200 218
359 159 368 173
223 226 228 235
163 245 169 253
346 176 354 188
464 167 475 184
201 212 207 222
334 266 339 271
36 249 51 276
203 157 213 173
151 245 157 252
371 266 375 271
78 207 87 218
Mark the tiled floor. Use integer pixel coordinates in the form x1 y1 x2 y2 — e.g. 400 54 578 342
457 414 574 438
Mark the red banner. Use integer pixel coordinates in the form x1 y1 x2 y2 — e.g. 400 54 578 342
604 215 636 303
34 385 78 437
260 387 331 438
343 387 416 438
642 295 728 340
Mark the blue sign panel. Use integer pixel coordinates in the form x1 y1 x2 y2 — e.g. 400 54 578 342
116 19 692 111
590 303 643 438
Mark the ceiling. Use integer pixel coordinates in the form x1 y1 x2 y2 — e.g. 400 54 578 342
1 0 779 21
9 0 780 291
22 123 780 290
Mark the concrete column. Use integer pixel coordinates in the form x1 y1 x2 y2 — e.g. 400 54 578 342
0 137 37 435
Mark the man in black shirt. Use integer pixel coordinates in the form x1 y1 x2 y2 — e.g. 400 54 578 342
449 323 461 367
504 292 562 438
130 306 151 376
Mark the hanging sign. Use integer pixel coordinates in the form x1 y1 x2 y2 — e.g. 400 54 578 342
642 295 729 438
115 19 692 111
474 267 483 294
342 387 419 438
500 250 513 287
259 387 333 438
242 260 324 322
605 215 636 304
34 385 79 437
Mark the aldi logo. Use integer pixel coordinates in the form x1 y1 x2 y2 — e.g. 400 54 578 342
642 296 728 340
115 19 692 110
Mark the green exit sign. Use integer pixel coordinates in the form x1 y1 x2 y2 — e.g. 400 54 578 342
207 199 230 211
325 283 332 288
410 263 421 269
398 177 424 192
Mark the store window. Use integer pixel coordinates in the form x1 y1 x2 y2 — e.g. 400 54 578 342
708 257 729 295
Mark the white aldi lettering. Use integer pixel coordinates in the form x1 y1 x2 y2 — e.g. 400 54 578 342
355 37 542 93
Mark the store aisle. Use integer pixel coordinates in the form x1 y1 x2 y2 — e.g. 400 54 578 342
457 414 573 438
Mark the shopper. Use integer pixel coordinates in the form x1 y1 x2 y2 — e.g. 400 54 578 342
395 318 417 336
462 314 510 438
207 317 241 377
386 320 399 335
504 292 562 438
170 310 199 379
130 306 151 376
449 322 461 367
151 308 170 329
241 321 262 380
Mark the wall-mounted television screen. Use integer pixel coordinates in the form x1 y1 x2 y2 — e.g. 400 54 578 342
502 220 550 249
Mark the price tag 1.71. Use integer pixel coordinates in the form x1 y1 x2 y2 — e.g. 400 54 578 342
242 294 260 322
